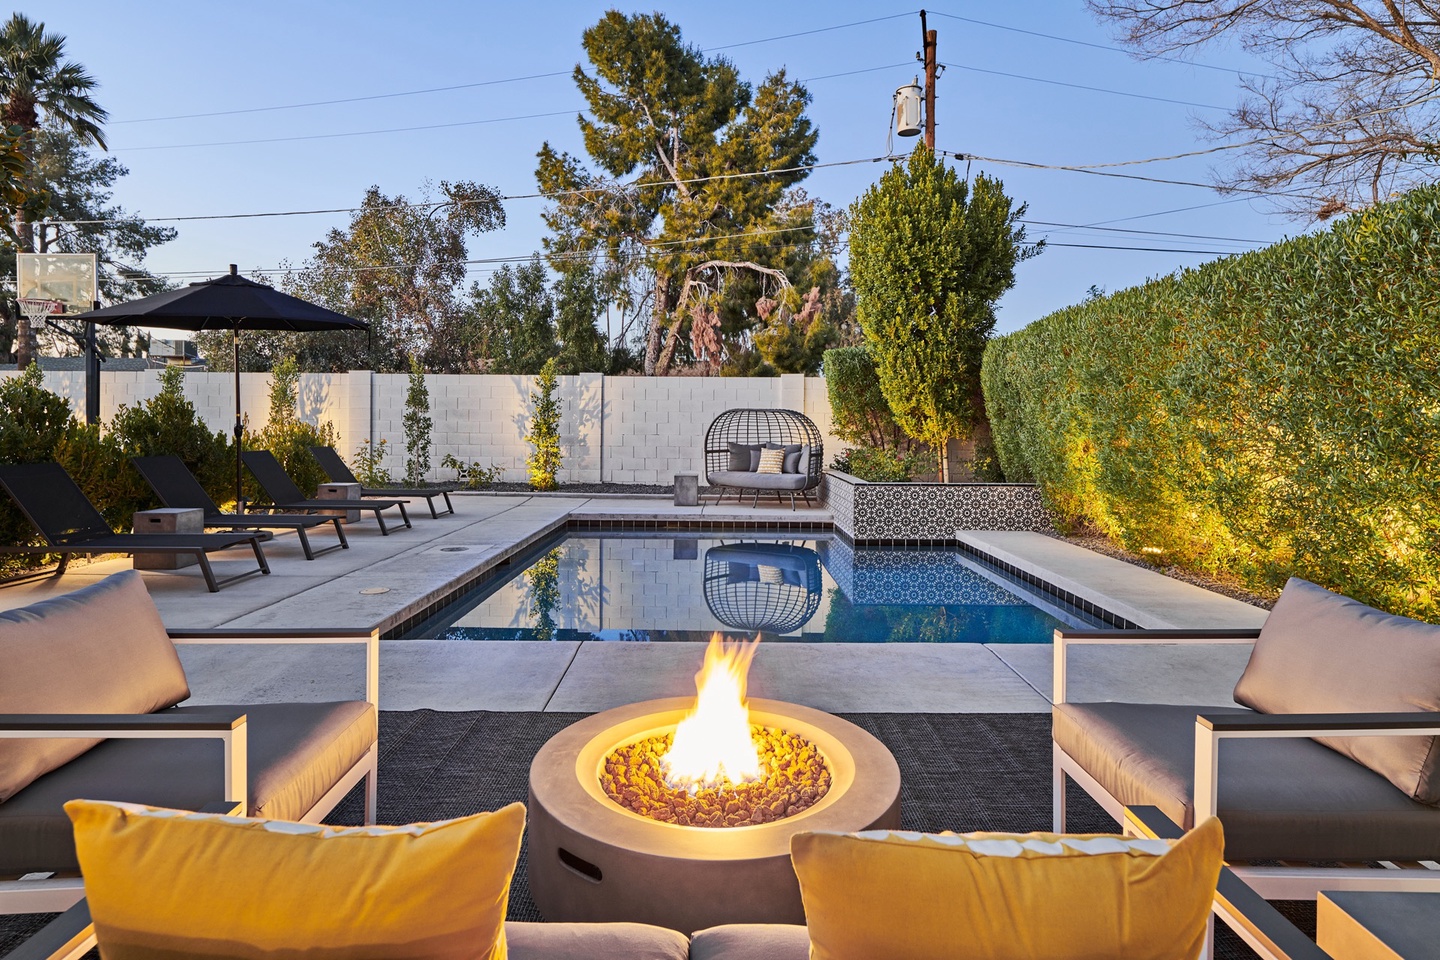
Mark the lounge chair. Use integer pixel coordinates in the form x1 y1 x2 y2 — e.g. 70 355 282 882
0 571 378 917
131 455 347 561
241 450 411 535
1052 577 1440 935
309 445 457 518
0 463 269 593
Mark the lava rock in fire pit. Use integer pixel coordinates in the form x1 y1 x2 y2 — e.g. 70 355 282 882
601 726 831 828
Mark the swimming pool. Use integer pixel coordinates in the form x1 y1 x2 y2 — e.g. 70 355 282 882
402 532 1107 643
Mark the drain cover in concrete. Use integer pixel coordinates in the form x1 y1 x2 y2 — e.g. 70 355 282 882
358 587 391 595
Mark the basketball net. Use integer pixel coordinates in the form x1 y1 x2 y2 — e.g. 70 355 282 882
16 298 62 325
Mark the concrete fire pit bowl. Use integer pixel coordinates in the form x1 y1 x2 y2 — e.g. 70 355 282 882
527 697 902 933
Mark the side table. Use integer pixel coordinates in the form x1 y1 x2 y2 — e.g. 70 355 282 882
133 507 204 569
316 482 362 522
674 473 699 507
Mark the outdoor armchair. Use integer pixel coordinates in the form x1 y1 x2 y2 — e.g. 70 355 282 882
1052 578 1440 923
309 444 457 518
131 454 347 560
0 462 269 592
242 449 411 534
0 571 379 916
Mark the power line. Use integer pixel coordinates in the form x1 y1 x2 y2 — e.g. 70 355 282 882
928 10 1278 80
1021 219 1267 244
111 13 917 126
117 109 583 152
1044 241 1237 255
940 62 1228 111
111 71 573 124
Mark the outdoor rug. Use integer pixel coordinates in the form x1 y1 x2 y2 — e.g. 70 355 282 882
0 710 1309 959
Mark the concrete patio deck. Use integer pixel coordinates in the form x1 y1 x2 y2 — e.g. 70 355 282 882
0 494 1269 714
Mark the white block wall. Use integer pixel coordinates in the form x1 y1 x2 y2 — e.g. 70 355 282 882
1 368 844 485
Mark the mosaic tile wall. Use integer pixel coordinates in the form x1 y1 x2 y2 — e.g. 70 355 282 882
822 471 1054 543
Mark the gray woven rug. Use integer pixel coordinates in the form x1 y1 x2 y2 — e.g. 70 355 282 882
0 711 1305 959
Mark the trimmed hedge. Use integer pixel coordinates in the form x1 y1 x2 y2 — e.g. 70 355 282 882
982 186 1440 619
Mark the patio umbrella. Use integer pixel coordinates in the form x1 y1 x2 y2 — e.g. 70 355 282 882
73 265 369 512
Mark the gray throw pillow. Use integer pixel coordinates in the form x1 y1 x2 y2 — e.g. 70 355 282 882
0 571 190 802
1233 577 1440 804
728 442 762 472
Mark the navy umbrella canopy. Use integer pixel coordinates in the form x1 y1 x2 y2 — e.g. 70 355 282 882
74 265 368 511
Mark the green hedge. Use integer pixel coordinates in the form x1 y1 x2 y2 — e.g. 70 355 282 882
982 187 1440 619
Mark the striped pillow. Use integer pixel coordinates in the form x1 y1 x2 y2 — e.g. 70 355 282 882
757 448 786 474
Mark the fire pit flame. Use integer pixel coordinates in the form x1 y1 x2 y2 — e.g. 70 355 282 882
660 634 763 792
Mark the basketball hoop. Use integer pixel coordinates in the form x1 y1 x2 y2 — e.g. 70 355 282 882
16 298 63 324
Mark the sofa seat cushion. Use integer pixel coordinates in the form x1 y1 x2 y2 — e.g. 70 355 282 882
0 700 376 875
707 470 809 491
1234 577 1440 804
0 571 190 801
506 921 689 960
689 924 810 960
1054 702 1440 862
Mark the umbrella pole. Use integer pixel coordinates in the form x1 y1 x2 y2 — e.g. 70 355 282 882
234 329 244 515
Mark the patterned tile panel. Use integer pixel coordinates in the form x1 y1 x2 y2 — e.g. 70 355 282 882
823 473 1053 541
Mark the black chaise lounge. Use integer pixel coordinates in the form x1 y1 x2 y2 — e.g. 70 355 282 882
242 450 411 535
131 455 348 561
308 445 457 519
0 463 269 592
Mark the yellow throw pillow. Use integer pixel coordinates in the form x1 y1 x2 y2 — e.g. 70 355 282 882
791 816 1223 960
66 799 526 960
756 448 786 474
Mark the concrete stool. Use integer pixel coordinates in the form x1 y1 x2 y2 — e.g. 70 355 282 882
133 507 204 570
674 473 699 507
316 482 362 522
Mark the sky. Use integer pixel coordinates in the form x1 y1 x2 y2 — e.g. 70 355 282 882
42 0 1303 337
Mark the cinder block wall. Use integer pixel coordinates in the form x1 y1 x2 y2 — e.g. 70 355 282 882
4 368 843 485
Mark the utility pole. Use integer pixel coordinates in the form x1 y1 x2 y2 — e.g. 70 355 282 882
920 10 937 150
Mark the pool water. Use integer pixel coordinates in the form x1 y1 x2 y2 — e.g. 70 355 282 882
404 533 1106 643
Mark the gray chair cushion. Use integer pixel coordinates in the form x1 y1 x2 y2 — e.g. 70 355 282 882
0 700 376 875
0 571 190 802
707 470 809 491
727 442 763 472
1234 577 1440 804
690 924 810 960
506 921 689 960
1053 702 1440 862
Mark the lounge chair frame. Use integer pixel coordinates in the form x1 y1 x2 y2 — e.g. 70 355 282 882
308 445 456 519
0 464 268 592
1052 626 1440 946
130 455 347 560
242 450 411 534
703 408 824 511
0 627 380 916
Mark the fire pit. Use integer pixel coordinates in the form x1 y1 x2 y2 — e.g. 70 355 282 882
528 637 901 933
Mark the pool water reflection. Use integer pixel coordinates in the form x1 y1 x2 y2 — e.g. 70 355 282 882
404 533 1106 643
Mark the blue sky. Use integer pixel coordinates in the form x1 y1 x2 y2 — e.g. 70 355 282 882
48 0 1298 335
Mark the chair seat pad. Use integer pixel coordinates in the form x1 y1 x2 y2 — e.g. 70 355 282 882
1054 702 1440 862
707 470 810 491
505 921 689 960
690 924 811 960
0 700 376 875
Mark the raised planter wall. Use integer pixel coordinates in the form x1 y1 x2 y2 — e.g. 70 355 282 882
821 471 1054 543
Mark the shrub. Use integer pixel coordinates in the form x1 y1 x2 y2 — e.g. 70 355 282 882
0 365 76 559
107 366 233 513
822 346 909 451
246 357 337 503
525 358 562 491
832 445 928 482
403 356 433 484
982 186 1440 619
352 439 395 486
441 453 502 490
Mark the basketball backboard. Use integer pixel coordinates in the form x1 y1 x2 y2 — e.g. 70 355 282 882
16 252 98 313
